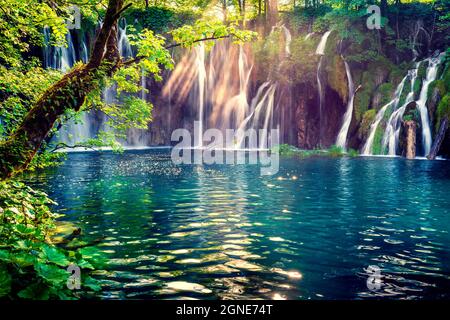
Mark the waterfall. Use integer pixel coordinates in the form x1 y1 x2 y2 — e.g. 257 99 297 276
335 59 355 150
316 58 325 147
43 27 93 145
81 38 89 63
362 76 407 155
305 33 313 40
381 52 443 156
43 27 76 72
280 25 292 56
416 53 444 156
315 31 332 55
194 43 207 148
118 20 133 58
315 31 332 147
382 66 419 155
235 83 277 149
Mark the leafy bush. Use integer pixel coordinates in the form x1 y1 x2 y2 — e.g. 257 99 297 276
327 145 345 157
347 148 359 157
0 181 104 299
124 6 198 34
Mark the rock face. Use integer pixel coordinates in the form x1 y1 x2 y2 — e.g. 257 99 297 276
404 120 417 159
428 118 449 160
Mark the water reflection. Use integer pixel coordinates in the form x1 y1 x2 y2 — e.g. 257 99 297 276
27 150 450 299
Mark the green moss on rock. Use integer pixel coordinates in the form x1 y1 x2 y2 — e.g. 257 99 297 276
325 54 348 103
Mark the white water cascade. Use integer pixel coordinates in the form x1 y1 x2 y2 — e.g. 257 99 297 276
163 24 290 151
316 31 332 55
382 67 419 155
315 31 332 147
335 59 355 149
43 28 93 145
195 42 207 148
43 27 76 72
381 53 443 156
361 76 407 155
281 25 292 56
118 20 133 59
417 53 444 156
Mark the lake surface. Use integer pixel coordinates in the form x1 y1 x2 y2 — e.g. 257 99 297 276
28 150 450 299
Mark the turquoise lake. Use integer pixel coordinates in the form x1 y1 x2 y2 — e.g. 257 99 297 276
29 150 450 299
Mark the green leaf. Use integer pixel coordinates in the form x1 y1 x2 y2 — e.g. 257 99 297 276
35 263 68 285
0 250 11 262
12 252 36 267
83 276 102 292
17 283 50 300
15 224 35 235
39 245 70 267
77 259 94 270
0 266 12 297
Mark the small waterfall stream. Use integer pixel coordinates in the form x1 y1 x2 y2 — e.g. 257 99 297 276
382 66 419 155
281 25 292 56
194 43 207 147
362 75 407 155
378 52 443 156
43 27 77 72
315 31 332 55
417 53 444 156
43 28 93 145
335 59 355 149
315 31 332 147
163 25 291 150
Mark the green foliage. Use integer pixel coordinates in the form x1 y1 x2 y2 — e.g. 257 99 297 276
0 181 105 299
171 19 257 48
0 61 62 138
359 109 376 139
0 0 68 67
371 126 385 155
436 94 450 124
327 144 345 157
403 107 420 123
274 144 359 158
125 6 198 34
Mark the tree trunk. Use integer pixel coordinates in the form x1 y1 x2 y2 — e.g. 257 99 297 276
0 0 124 180
266 0 278 26
428 117 448 160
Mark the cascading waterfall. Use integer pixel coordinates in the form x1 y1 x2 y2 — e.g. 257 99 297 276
361 76 407 155
235 26 291 149
162 24 293 150
43 27 93 145
380 52 443 156
43 27 76 72
280 25 292 56
416 53 444 156
315 31 332 147
195 42 207 148
335 59 355 149
382 66 419 155
316 31 332 55
163 29 285 150
118 20 133 59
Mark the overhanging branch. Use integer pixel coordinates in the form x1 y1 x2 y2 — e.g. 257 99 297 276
121 35 232 67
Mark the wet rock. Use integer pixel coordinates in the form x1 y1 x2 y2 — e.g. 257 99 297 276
404 120 417 159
